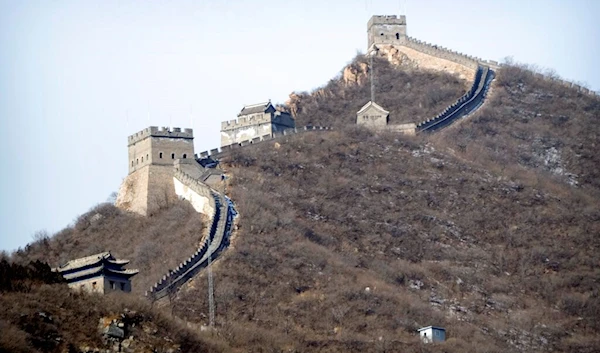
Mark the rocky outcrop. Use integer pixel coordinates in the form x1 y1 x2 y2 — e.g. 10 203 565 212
342 62 369 86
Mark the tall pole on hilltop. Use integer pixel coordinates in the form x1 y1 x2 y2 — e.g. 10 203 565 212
207 240 215 328
370 46 378 102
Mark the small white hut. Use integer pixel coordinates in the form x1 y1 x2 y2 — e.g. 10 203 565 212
417 326 446 343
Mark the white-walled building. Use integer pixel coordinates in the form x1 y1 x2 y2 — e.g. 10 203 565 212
417 326 446 343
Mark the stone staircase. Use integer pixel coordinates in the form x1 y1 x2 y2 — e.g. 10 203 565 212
417 65 495 132
145 170 236 301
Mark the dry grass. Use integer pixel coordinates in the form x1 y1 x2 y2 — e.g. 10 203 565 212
12 200 207 296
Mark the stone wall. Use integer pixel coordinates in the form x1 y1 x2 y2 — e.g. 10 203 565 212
115 164 178 216
173 169 216 216
220 112 295 147
199 125 332 160
367 15 407 48
146 170 236 301
128 127 194 175
417 66 495 132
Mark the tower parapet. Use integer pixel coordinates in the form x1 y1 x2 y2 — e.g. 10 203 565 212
117 125 197 216
221 115 273 131
128 126 193 146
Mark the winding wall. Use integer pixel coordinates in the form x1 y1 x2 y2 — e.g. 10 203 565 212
196 125 332 160
417 65 495 132
145 169 236 301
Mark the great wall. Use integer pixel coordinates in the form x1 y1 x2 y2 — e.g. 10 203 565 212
112 15 599 303
146 169 236 301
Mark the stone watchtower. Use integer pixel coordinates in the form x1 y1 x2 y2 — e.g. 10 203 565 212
116 126 195 216
367 15 407 49
220 101 295 147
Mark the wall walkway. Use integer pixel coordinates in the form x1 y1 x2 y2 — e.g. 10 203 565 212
145 169 236 301
417 65 495 132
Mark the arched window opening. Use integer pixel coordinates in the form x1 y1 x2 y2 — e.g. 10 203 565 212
171 153 175 159
131 161 134 167
146 153 149 161
141 156 144 162
380 32 384 36
183 154 187 159
136 158 139 165
159 152 163 159
396 33 400 39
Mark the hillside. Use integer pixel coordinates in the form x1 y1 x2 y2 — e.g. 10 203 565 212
0 258 228 352
11 200 207 296
433 63 600 191
172 125 599 352
9 57 600 352
285 55 468 127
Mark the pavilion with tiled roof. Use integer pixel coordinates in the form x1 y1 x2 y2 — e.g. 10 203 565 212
55 251 139 294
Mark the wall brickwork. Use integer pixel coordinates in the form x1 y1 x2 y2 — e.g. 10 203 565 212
117 126 195 216
146 169 236 301
368 15 407 48
356 104 389 127
199 126 332 160
221 110 295 146
128 126 194 174
115 164 179 216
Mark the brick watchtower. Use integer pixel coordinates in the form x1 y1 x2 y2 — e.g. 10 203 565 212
116 126 195 216
367 15 407 49
127 126 194 174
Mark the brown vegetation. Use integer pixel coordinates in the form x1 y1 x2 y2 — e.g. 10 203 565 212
434 63 600 191
10 60 600 352
0 260 227 352
286 55 467 127
12 200 206 295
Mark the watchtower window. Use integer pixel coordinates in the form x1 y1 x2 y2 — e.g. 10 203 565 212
120 283 125 291
396 33 400 39
141 156 143 162
171 153 175 159
110 280 115 290
380 32 384 36
131 161 134 167
146 153 149 161
136 158 139 165
159 152 163 159
182 154 187 159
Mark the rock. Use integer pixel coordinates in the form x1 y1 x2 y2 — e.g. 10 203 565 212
103 324 124 339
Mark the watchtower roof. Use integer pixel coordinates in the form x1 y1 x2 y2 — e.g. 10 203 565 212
55 251 139 282
238 101 274 116
357 101 389 115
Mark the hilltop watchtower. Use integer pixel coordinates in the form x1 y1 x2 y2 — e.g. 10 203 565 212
127 126 194 174
116 126 195 216
220 101 295 146
367 15 407 48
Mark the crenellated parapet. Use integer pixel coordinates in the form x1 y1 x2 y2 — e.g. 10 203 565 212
221 115 273 131
128 126 193 146
417 66 495 132
146 169 236 301
201 125 332 160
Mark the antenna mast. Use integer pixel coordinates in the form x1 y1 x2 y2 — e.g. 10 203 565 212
207 227 215 328
370 48 377 102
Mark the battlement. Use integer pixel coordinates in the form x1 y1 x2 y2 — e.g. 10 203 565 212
368 15 406 29
221 114 273 131
128 126 193 146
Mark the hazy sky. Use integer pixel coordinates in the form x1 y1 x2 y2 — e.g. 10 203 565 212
1 0 599 252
